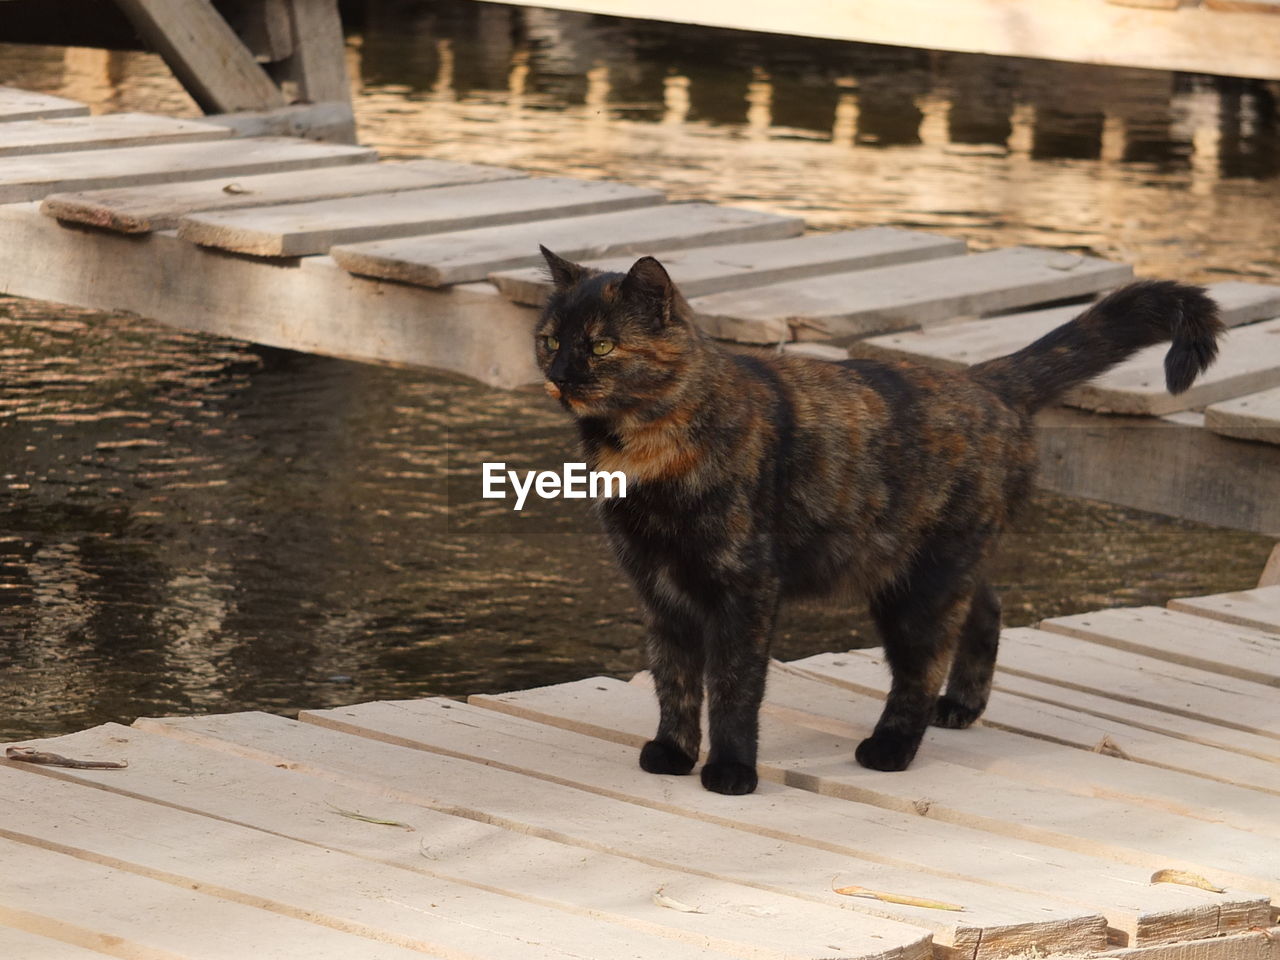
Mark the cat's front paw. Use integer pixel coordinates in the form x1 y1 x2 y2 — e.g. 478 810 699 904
700 760 758 795
932 695 983 729
855 732 919 771
639 738 696 775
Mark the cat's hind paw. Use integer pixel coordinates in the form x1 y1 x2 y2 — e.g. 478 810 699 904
700 760 758 795
639 738 697 775
855 732 919 771
932 695 984 729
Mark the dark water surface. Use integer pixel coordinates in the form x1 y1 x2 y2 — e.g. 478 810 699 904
1 2 1276 741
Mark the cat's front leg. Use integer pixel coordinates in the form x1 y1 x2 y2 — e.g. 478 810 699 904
701 587 779 795
639 604 705 777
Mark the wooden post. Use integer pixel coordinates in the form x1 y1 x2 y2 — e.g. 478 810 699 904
271 0 356 142
113 0 286 114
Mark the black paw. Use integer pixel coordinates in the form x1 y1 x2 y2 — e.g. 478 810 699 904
639 738 696 775
700 760 758 795
855 732 919 771
932 695 984 729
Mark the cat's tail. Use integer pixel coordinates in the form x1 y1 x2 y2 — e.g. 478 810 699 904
969 280 1223 413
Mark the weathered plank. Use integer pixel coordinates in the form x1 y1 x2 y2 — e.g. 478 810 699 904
854 281 1280 371
994 627 1280 740
40 158 523 233
1038 606 1280 687
178 177 666 257
1093 929 1280 960
332 203 805 289
771 656 1280 826
462 677 1280 900
279 0 352 105
689 247 1132 343
1065 317 1280 415
1205 385 1280 445
2 724 937 960
298 696 1236 950
1168 585 1280 632
0 86 89 123
0 202 540 389
0 927 114 960
989 666 1280 766
0 113 231 158
136 709 1114 960
114 0 286 114
771 654 1280 799
1034 406 1280 538
0 137 375 203
489 228 967 306
0 836 431 960
131 712 999 960
0 763 748 960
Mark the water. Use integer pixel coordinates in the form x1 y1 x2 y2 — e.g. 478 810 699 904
0 2 1275 741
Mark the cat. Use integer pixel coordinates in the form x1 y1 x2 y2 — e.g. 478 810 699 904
534 244 1222 795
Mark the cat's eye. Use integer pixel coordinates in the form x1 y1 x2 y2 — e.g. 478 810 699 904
544 335 560 351
592 339 615 357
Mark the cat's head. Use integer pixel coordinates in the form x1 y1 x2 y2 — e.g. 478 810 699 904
534 246 701 419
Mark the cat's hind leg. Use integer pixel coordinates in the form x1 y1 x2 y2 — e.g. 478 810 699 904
639 604 705 776
860 552 983 771
933 581 1000 729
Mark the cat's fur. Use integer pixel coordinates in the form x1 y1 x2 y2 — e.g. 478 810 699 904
534 245 1222 794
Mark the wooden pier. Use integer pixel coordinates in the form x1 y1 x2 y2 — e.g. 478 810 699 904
3 578 1280 959
0 82 1277 536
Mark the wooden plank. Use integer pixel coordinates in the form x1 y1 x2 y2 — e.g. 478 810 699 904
1205 385 1280 445
689 247 1132 344
40 158 523 234
331 203 805 290
1038 606 1280 687
0 836 432 960
488 228 967 306
1264 547 1280 588
121 714 989 960
0 137 375 203
770 657 1280 825
0 927 114 960
1205 0 1280 13
989 666 1280 766
0 202 541 389
773 654 1280 799
1034 406 1280 538
1065 318 1280 415
201 101 357 141
0 113 232 158
0 764 752 960
177 177 667 257
130 710 1111 960
1168 585 1280 632
854 281 1280 371
296 697 1246 951
1094 929 1280 960
0 86 89 123
994 627 1280 740
457 680 1280 901
484 0 1280 82
1 725 937 960
114 0 286 114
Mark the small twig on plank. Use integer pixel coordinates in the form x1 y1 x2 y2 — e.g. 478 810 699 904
832 880 965 912
1150 869 1225 893
4 746 128 769
324 800 414 831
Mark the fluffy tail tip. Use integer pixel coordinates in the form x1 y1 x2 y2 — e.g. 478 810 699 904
1163 284 1223 395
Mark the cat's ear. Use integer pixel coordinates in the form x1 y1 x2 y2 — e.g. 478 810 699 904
540 245 586 288
621 256 676 325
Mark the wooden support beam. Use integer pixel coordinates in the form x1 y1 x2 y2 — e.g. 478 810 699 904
113 0 287 114
269 0 356 142
1261 544 1280 587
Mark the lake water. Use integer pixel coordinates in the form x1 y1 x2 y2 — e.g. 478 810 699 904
0 1 1275 741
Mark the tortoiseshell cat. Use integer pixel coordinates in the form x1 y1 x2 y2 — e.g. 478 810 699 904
534 245 1222 795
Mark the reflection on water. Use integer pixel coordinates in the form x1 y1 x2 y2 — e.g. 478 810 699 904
0 2 1276 740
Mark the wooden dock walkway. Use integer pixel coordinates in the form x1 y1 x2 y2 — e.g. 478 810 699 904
0 80 1277 539
4 581 1280 959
